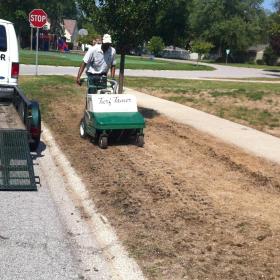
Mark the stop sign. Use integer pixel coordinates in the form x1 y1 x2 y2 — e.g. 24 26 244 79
29 9 47 28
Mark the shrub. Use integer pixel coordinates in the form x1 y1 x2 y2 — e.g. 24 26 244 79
191 40 214 63
147 36 165 57
263 46 278 66
256 59 264 65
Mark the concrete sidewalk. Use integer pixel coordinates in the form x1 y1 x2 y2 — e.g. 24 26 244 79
125 87 280 164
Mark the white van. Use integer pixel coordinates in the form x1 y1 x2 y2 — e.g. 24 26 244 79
0 19 19 87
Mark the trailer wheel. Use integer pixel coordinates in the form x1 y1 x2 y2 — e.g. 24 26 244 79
99 135 108 149
30 138 40 152
29 101 41 152
79 119 87 138
136 135 144 147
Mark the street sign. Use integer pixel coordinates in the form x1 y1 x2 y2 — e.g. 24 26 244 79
225 49 230 64
29 9 47 28
29 9 48 76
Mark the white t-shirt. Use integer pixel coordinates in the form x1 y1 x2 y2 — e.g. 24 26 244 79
83 44 116 74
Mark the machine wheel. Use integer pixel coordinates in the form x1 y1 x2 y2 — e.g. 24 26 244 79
79 119 87 138
136 135 144 147
99 135 108 149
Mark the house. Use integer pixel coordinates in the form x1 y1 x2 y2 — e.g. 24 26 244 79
63 19 78 44
247 44 268 61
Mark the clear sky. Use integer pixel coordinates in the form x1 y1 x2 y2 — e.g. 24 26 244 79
263 0 275 10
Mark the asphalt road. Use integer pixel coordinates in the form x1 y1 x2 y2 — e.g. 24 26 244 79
21 63 280 80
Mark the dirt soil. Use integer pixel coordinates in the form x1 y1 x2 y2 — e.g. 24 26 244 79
45 98 280 280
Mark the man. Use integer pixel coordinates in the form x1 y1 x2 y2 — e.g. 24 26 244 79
76 34 116 89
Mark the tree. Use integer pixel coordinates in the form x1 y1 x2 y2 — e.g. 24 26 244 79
155 0 191 47
41 0 77 37
147 36 165 56
0 0 38 46
77 22 99 45
78 0 163 93
263 46 278 65
267 4 280 55
274 0 280 12
190 0 268 59
269 22 280 55
191 40 214 63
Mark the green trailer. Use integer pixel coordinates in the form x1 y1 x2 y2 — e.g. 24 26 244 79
79 78 145 149
0 86 41 190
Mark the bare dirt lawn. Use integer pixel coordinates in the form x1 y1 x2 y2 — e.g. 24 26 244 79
22 77 280 279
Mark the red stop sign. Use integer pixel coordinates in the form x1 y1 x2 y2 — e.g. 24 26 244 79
29 9 48 28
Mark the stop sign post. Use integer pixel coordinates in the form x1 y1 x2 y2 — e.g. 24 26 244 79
29 9 48 75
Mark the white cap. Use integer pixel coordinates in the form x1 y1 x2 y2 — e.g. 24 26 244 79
103 34 112 44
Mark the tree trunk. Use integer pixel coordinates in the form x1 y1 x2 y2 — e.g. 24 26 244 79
118 50 125 94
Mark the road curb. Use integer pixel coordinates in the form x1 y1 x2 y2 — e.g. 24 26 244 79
41 123 145 280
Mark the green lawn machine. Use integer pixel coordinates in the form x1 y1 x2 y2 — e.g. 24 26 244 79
79 76 145 149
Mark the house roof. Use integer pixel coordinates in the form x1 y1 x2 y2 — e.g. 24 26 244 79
247 44 268 52
63 19 77 36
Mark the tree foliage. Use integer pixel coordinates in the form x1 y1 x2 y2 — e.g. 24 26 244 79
263 46 278 65
191 40 214 63
268 7 280 55
77 23 99 45
95 0 162 52
190 0 267 55
192 40 214 56
147 36 165 56
77 0 164 93
155 0 190 47
274 0 280 12
269 22 280 54
0 0 77 46
41 0 77 36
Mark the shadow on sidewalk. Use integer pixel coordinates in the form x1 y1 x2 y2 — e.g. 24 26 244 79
138 107 159 119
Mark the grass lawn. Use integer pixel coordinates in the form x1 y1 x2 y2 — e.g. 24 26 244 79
19 75 81 121
20 75 280 139
124 77 280 137
19 50 214 71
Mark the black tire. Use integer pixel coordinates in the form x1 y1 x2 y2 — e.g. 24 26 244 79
99 135 108 149
30 137 40 152
136 135 144 147
79 119 87 138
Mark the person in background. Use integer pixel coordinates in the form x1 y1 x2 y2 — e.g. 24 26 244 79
92 35 102 47
76 33 116 90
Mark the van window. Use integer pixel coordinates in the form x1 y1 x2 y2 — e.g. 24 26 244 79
0 25 7 52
